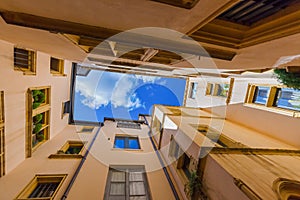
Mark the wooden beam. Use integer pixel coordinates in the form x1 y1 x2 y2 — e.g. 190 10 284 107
210 147 300 155
0 11 236 61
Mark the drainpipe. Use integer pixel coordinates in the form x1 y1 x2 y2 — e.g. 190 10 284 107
142 115 180 200
61 125 102 200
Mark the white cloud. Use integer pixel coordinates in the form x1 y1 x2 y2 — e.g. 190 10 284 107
75 80 110 109
76 71 160 111
111 76 142 110
134 74 160 83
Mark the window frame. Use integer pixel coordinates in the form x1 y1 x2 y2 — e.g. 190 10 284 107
189 82 198 99
113 135 141 150
104 165 152 200
244 84 300 117
14 47 36 75
15 174 67 200
49 141 85 159
205 82 230 98
61 101 70 119
50 57 65 76
26 86 51 158
0 91 4 177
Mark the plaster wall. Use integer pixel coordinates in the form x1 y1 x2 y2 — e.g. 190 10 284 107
0 125 94 200
0 39 72 173
67 120 175 199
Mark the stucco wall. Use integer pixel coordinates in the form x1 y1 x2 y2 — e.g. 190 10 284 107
0 39 71 173
67 120 175 199
0 125 94 200
225 103 300 148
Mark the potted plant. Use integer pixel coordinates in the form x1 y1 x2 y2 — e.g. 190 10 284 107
184 171 201 200
32 90 45 109
33 114 43 124
33 123 42 134
274 68 300 90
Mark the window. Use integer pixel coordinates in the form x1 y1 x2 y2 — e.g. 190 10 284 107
169 136 183 160
196 125 246 148
26 86 51 157
274 88 300 111
114 136 140 150
245 84 300 117
61 101 70 119
181 153 191 178
189 82 198 99
104 165 151 200
0 91 4 177
14 47 36 75
49 141 85 159
50 57 65 75
117 121 141 129
16 174 66 200
206 83 229 97
252 86 270 104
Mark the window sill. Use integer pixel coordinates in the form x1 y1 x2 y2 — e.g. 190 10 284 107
48 154 83 159
14 67 36 75
205 94 227 99
50 70 66 76
111 148 143 152
243 103 300 118
51 73 67 77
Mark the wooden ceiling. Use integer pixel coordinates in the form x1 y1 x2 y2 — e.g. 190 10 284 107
0 0 300 72
189 0 300 49
218 0 299 26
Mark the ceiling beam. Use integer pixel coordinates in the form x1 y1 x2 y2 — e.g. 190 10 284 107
141 48 159 62
0 11 236 61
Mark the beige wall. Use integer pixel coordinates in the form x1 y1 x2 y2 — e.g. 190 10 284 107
67 120 175 199
185 76 279 108
0 125 95 200
225 103 300 148
203 155 249 200
152 104 300 200
0 39 72 173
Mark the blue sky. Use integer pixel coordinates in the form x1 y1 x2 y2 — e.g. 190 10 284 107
74 70 186 122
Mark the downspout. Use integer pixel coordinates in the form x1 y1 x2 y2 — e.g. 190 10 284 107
142 116 180 200
61 126 102 200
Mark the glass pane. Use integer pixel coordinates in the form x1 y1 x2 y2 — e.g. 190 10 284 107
253 86 270 104
190 82 198 98
275 88 300 111
65 145 83 154
215 84 229 97
129 172 143 181
114 138 125 149
111 172 126 182
128 138 140 149
110 183 125 195
130 182 146 196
